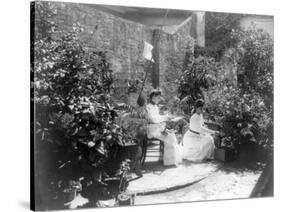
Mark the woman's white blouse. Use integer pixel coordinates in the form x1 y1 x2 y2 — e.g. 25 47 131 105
145 103 169 138
189 113 215 134
145 103 168 124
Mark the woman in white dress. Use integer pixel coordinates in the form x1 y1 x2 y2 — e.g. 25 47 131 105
145 89 182 166
182 99 218 162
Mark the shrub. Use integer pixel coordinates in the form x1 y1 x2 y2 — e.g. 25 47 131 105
205 82 273 154
196 26 273 157
204 12 243 59
33 16 133 209
177 55 222 115
230 26 274 107
178 26 273 158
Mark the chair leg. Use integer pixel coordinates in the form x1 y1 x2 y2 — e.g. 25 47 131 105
159 141 164 162
141 139 165 165
141 142 147 166
141 150 146 166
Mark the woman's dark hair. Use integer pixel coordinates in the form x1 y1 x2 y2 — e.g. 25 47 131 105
194 99 205 108
149 90 162 102
191 99 205 114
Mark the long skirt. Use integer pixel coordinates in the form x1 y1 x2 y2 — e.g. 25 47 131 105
154 132 182 166
182 130 215 162
147 124 182 166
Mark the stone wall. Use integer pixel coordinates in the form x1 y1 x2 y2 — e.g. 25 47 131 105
39 1 195 106
51 2 152 77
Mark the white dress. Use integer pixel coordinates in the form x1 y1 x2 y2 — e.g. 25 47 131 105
182 113 215 162
146 103 182 166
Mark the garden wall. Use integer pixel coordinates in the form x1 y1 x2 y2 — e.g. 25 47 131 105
40 1 195 105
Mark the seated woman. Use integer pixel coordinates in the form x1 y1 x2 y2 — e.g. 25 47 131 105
145 89 182 166
182 99 218 162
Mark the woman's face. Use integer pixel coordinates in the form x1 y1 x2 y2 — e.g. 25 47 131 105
196 106 203 114
152 95 161 104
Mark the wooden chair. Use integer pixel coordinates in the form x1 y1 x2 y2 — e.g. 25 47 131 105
140 136 164 166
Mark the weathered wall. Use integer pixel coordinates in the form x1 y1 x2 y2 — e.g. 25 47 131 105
52 2 152 77
41 1 195 105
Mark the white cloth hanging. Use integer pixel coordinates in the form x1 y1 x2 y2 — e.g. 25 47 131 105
142 41 154 62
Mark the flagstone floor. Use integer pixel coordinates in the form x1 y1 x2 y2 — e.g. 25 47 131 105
127 160 221 195
127 142 264 205
127 142 221 195
134 168 262 205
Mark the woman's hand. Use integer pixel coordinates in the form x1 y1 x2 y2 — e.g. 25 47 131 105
164 113 173 121
167 115 174 121
211 131 220 136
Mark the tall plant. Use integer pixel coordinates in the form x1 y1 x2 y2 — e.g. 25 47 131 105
177 55 222 114
230 26 273 107
204 12 243 59
32 3 132 209
206 83 273 152
205 26 273 156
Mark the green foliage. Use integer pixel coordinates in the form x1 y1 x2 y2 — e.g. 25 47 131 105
205 12 243 59
34 26 126 149
33 5 134 208
111 78 142 104
178 24 273 156
230 26 273 107
33 1 58 40
205 83 273 152
202 27 273 154
177 55 222 114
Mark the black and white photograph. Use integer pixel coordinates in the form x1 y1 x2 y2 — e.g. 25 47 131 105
30 0 274 211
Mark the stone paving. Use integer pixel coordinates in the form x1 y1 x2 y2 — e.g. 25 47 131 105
127 160 221 195
134 169 262 205
126 141 264 204
126 141 221 195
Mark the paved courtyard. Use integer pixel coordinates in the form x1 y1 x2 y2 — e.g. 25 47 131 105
127 160 221 195
134 168 262 205
126 142 264 205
